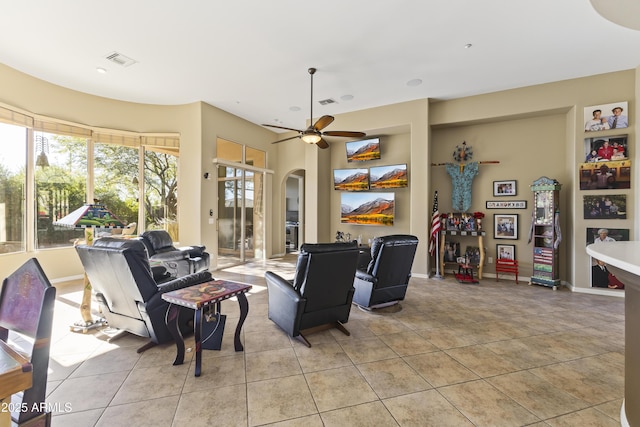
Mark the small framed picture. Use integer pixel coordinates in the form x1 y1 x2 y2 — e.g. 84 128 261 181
494 214 518 240
493 180 517 196
496 244 516 260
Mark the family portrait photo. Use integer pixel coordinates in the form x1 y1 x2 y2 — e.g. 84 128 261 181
584 101 628 132
494 214 518 240
493 180 517 196
583 194 626 219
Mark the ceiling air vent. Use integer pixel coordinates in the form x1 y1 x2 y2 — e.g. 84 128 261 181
318 98 336 106
104 52 137 67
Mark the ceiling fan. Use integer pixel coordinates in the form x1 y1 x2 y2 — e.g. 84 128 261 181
262 67 366 149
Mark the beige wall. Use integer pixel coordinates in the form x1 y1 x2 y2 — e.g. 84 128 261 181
0 63 275 279
429 70 636 291
0 62 636 292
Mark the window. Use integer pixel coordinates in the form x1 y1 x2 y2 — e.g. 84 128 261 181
0 104 181 253
93 140 140 231
143 149 178 239
0 122 27 254
34 131 87 249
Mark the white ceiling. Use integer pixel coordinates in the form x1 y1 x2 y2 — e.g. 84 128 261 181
1 1 640 133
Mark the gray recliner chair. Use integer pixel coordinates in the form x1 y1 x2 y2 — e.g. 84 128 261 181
265 242 360 347
353 234 419 310
138 230 210 278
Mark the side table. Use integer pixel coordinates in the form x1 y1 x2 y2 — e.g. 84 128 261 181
162 279 251 377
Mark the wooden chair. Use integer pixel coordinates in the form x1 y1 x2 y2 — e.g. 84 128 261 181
496 259 519 284
0 258 56 426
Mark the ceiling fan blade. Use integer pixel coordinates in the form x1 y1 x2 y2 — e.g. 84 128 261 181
322 131 367 138
313 115 335 131
271 135 301 144
316 138 329 149
262 124 304 133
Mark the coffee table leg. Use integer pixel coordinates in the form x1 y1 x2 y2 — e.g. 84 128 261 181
165 304 185 366
194 308 203 377
234 292 249 351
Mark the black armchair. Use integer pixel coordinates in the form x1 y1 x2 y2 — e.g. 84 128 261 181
76 237 212 352
353 234 419 310
265 242 360 347
138 230 210 278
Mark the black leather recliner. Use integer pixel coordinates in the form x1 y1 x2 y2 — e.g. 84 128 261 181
138 230 210 278
76 237 213 351
265 241 360 347
353 234 419 310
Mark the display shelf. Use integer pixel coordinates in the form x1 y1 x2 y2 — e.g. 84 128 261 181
440 230 486 279
530 177 562 290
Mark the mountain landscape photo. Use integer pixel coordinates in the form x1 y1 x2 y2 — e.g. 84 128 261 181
346 138 381 162
334 168 369 191
340 193 394 226
370 164 408 189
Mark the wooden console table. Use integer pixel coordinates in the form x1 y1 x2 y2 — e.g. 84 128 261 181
162 280 251 377
440 230 486 279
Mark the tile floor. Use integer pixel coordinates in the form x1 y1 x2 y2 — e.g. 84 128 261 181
42 255 625 426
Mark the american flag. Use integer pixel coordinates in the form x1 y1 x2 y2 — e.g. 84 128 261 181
429 191 440 255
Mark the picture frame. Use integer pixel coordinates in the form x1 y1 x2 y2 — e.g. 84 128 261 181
333 168 369 191
584 101 628 132
583 194 626 219
486 200 527 209
496 244 516 261
586 227 629 245
340 192 394 226
494 214 518 240
369 164 408 189
346 137 381 162
493 180 517 196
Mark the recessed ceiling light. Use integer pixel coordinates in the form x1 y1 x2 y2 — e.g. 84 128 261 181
341 94 354 101
464 43 473 49
289 106 301 112
96 67 107 74
406 79 422 87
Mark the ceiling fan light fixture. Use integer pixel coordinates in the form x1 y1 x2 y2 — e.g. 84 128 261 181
301 133 322 144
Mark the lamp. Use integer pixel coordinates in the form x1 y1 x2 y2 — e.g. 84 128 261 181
53 203 126 332
301 129 322 144
35 135 50 167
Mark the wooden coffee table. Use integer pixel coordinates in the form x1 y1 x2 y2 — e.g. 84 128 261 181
162 279 251 377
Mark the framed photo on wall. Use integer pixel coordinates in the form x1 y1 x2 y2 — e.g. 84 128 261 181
496 244 516 260
494 214 518 240
493 180 517 196
584 101 628 132
586 227 629 245
583 194 626 219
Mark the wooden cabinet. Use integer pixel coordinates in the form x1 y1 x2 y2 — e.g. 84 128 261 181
530 177 562 290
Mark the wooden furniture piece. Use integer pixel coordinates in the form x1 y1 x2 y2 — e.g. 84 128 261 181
440 230 485 279
0 258 55 427
530 177 562 290
586 241 639 427
0 341 32 427
162 279 251 377
496 259 519 284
